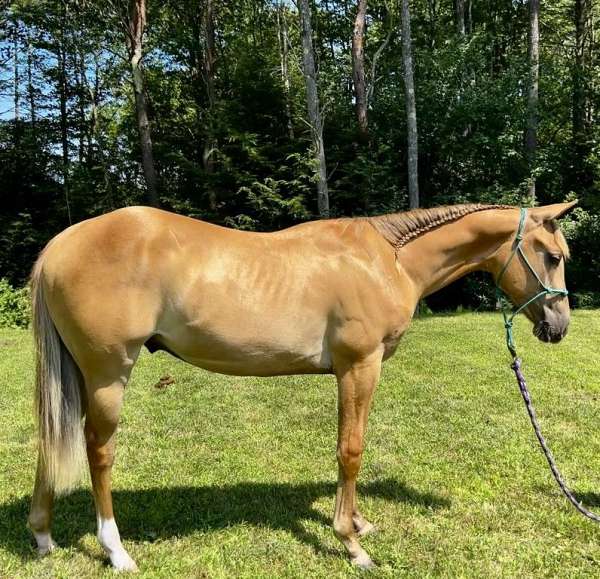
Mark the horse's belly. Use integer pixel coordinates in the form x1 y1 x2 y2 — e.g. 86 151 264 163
155 322 332 377
184 354 331 376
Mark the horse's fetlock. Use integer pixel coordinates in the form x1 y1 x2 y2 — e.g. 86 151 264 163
333 519 354 540
28 509 50 533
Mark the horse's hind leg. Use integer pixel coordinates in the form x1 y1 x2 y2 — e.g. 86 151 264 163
86 380 137 571
28 457 56 555
83 352 140 572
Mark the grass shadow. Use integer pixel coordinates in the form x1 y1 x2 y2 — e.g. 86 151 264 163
573 492 600 508
0 478 450 561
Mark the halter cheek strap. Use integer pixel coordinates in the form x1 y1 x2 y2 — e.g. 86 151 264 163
495 208 569 358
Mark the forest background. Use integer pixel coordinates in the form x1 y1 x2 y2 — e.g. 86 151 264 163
0 0 599 316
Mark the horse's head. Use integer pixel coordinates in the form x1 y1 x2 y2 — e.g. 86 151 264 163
494 201 577 344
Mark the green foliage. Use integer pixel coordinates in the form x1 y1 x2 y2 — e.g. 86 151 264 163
0 0 599 308
557 203 600 296
0 279 30 328
571 292 600 309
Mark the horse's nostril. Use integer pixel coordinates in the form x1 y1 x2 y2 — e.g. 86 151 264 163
533 319 561 343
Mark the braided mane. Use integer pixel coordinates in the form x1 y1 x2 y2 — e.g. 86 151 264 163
368 203 515 249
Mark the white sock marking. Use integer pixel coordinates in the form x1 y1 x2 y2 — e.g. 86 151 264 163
33 531 56 555
97 516 138 571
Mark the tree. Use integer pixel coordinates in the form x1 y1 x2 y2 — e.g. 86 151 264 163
11 17 20 143
298 0 329 217
572 0 592 194
26 27 36 137
202 0 217 210
455 0 465 37
352 0 368 139
526 0 539 203
401 0 419 208
276 1 294 139
126 0 159 207
57 1 71 222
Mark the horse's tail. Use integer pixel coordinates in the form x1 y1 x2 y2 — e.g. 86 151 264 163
31 253 86 494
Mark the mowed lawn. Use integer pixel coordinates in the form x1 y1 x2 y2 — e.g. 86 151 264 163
1 312 600 578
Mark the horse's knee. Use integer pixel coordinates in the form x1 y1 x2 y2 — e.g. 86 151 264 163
337 437 364 478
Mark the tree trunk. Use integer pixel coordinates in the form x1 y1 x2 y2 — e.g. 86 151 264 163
26 29 36 135
13 22 20 127
202 0 217 210
352 0 368 139
277 2 294 139
59 48 68 171
58 2 71 222
455 0 465 37
75 48 87 164
573 0 592 193
87 51 100 165
299 0 330 217
427 0 437 49
12 20 22 148
127 0 159 207
401 0 419 209
466 0 472 35
573 0 590 148
526 0 539 203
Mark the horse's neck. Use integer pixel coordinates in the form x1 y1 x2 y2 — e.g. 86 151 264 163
396 208 520 299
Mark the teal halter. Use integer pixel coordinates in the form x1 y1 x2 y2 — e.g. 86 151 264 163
496 208 569 358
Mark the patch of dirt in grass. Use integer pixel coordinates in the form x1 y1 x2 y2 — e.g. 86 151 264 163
154 375 175 389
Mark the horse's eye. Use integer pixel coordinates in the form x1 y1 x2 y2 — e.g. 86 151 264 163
549 253 562 266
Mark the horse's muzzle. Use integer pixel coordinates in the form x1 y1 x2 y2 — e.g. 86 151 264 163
533 320 567 343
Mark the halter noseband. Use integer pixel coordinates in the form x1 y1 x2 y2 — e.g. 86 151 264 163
496 208 569 358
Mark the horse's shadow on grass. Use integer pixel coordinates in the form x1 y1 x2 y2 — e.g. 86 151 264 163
0 478 449 561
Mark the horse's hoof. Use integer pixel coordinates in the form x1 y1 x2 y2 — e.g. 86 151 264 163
33 533 57 557
110 549 139 572
357 521 377 537
351 552 376 570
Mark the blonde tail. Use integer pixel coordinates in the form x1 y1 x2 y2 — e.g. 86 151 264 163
31 256 86 494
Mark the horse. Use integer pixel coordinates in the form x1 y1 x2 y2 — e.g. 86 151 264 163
27 201 576 570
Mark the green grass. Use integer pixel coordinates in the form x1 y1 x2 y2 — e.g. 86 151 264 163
1 311 600 578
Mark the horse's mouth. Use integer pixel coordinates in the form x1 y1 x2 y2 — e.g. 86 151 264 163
533 320 565 343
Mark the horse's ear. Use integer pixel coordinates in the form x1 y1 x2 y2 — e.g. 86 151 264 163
530 200 578 224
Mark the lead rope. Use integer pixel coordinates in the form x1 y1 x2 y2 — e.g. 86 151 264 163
510 357 600 523
498 208 600 523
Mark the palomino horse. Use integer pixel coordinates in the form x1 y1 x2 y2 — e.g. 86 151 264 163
28 202 576 570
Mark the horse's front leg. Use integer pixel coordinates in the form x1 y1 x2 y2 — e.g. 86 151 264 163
333 349 382 569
